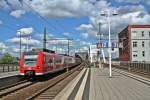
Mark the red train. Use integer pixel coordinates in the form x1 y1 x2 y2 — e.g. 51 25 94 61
20 49 81 78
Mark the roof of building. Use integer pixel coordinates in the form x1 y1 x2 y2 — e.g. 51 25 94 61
118 25 150 36
128 25 150 28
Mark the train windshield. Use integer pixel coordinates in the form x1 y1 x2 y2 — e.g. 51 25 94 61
24 55 37 66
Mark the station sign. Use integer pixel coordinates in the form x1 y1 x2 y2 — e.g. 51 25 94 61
96 42 118 48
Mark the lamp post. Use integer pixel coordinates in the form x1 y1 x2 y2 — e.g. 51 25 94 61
17 31 22 60
97 22 102 68
100 9 118 77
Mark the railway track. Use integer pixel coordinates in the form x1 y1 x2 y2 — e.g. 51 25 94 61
0 65 83 100
0 80 28 91
0 81 34 99
27 66 83 100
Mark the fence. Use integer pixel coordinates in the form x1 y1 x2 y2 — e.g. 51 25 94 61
129 62 150 72
110 61 150 72
0 64 19 72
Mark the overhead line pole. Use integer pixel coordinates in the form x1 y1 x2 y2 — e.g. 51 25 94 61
43 27 47 50
46 38 73 55
98 23 101 68
19 31 22 60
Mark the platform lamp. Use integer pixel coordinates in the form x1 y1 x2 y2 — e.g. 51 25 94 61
17 30 22 60
100 9 118 77
97 22 102 68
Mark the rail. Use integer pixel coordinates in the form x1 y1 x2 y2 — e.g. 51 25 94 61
0 64 19 72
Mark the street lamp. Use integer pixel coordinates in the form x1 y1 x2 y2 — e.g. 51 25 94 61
97 22 102 68
100 9 118 77
17 31 22 60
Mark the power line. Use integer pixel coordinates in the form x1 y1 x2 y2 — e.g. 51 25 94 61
0 11 42 36
21 1 64 33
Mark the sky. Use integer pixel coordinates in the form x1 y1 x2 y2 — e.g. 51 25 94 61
0 0 150 57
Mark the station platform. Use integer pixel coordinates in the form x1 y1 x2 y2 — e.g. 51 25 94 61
54 67 150 100
0 71 19 79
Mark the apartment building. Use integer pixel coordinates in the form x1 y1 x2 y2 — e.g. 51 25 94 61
118 25 150 62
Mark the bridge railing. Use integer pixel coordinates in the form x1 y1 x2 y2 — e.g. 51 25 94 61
129 62 150 72
109 61 150 72
0 64 19 72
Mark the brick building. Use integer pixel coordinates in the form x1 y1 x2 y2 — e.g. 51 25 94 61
118 25 150 62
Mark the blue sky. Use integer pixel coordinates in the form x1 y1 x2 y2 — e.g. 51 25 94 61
0 0 150 56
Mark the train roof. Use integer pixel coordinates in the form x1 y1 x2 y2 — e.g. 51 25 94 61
24 48 55 55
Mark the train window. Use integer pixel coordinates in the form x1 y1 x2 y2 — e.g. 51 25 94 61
24 55 37 66
55 59 62 64
48 59 53 67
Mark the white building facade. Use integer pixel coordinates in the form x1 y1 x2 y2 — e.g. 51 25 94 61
131 26 150 62
119 25 150 62
89 45 99 63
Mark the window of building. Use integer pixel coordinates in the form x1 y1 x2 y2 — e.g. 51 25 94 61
149 31 150 37
142 31 144 37
133 51 138 52
142 41 144 47
133 42 137 47
132 31 137 33
133 54 137 57
142 51 145 57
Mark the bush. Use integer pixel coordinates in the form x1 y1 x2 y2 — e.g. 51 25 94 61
0 53 17 64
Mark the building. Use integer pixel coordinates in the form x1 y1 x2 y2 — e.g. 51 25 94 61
89 45 99 63
118 25 150 62
75 52 88 61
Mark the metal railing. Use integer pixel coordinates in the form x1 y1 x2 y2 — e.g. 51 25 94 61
0 64 19 72
110 61 150 72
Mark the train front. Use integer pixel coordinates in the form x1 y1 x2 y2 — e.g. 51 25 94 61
20 51 43 79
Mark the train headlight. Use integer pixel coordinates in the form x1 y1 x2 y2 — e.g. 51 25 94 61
37 66 41 69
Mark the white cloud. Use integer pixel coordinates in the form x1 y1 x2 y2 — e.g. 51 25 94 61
89 4 150 37
147 0 150 4
10 10 26 18
76 46 89 52
35 33 54 40
0 0 9 9
115 0 150 5
47 38 74 46
0 42 6 54
80 41 91 46
76 24 93 31
1 0 109 18
17 27 33 36
81 33 89 39
7 37 40 45
115 0 141 4
1 0 25 9
63 32 70 37
76 24 97 38
0 20 2 24
0 42 6 49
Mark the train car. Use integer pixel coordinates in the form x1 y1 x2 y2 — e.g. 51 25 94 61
19 49 81 79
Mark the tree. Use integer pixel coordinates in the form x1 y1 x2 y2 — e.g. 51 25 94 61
0 53 17 64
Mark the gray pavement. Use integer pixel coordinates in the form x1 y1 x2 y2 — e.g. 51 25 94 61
0 71 19 79
89 68 150 100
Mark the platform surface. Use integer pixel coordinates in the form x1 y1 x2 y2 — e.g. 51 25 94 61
0 71 19 79
55 67 150 100
89 68 150 100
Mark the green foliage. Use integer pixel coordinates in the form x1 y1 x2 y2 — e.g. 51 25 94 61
0 53 17 64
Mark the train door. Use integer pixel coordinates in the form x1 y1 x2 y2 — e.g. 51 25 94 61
52 56 56 70
61 57 65 68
